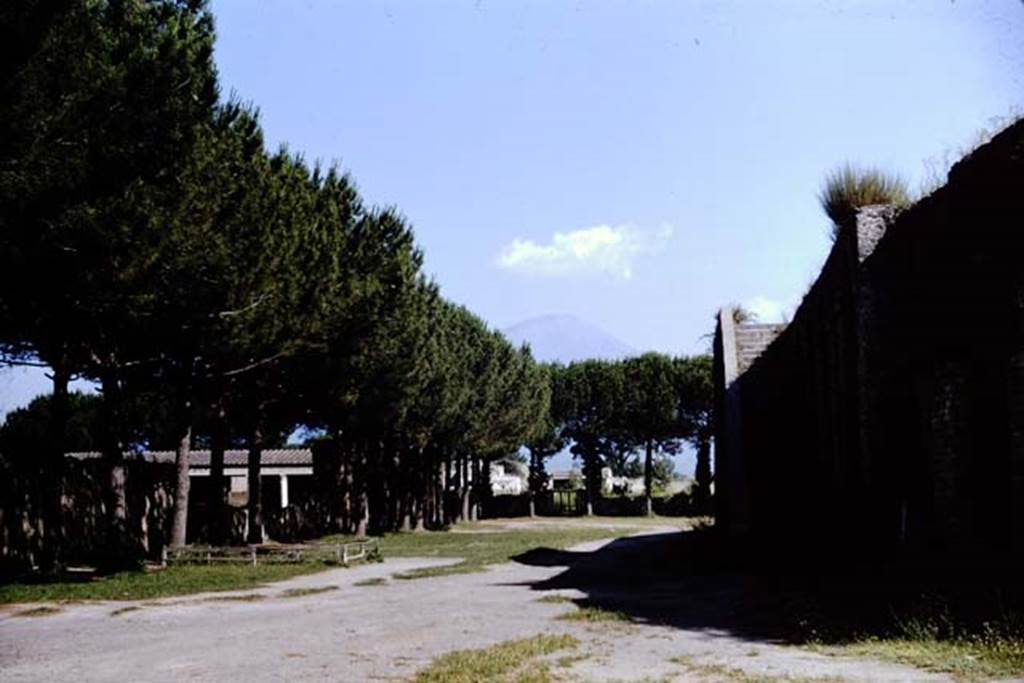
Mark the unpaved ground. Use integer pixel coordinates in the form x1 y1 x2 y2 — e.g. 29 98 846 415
0 522 950 682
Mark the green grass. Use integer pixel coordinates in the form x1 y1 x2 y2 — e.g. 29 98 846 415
203 592 266 603
412 633 579 683
325 524 638 580
813 636 1024 681
783 584 1024 680
0 562 330 604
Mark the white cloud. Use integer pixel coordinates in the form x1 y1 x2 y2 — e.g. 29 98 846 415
744 295 786 323
496 224 673 280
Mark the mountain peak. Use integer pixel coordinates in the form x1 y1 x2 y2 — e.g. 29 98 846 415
503 314 635 364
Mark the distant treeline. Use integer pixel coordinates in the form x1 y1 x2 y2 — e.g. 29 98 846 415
0 1 710 571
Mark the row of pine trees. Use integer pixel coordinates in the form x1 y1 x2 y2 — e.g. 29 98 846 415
0 1 712 573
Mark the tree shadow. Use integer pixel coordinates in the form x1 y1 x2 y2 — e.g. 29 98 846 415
510 529 1024 646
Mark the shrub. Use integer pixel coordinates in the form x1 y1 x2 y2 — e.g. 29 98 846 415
819 164 910 238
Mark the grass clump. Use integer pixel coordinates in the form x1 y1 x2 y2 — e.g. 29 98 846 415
556 604 631 623
12 605 62 618
0 563 327 604
535 594 574 604
819 164 910 237
109 605 142 617
412 633 579 683
279 585 337 598
203 592 266 603
325 525 635 580
353 577 387 587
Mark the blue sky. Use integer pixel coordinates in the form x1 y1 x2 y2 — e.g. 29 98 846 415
2 0 1022 421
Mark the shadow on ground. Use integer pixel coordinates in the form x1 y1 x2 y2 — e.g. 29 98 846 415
512 531 771 639
510 529 1024 647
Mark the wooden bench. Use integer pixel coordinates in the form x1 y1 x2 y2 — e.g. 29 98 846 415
163 539 379 567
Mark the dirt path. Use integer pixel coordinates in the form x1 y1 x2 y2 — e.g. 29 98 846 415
0 524 949 682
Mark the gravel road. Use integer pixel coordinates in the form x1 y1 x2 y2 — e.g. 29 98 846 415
0 523 950 682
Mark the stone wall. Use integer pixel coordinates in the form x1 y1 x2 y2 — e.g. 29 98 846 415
713 120 1024 566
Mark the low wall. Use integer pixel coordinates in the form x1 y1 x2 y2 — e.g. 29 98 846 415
481 490 696 519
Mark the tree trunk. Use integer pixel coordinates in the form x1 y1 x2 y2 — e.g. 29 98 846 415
207 397 227 545
583 454 595 517
478 458 493 521
39 362 70 572
435 461 445 528
460 457 471 522
413 450 427 532
100 367 131 565
399 447 413 531
246 424 264 545
694 432 712 514
528 451 543 519
341 438 354 533
644 438 654 517
354 441 369 538
169 389 193 547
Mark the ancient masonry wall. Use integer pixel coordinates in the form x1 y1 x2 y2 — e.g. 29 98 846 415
713 120 1024 564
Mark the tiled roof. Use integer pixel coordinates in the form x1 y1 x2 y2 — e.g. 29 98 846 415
67 448 312 467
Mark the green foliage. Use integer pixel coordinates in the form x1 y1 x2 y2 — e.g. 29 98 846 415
819 164 910 237
0 392 102 455
673 355 713 511
548 353 713 509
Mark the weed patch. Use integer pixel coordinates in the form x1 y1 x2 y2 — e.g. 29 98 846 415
556 605 631 623
412 633 579 683
536 594 574 605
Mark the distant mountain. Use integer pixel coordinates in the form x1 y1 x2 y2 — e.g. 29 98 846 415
502 314 635 364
